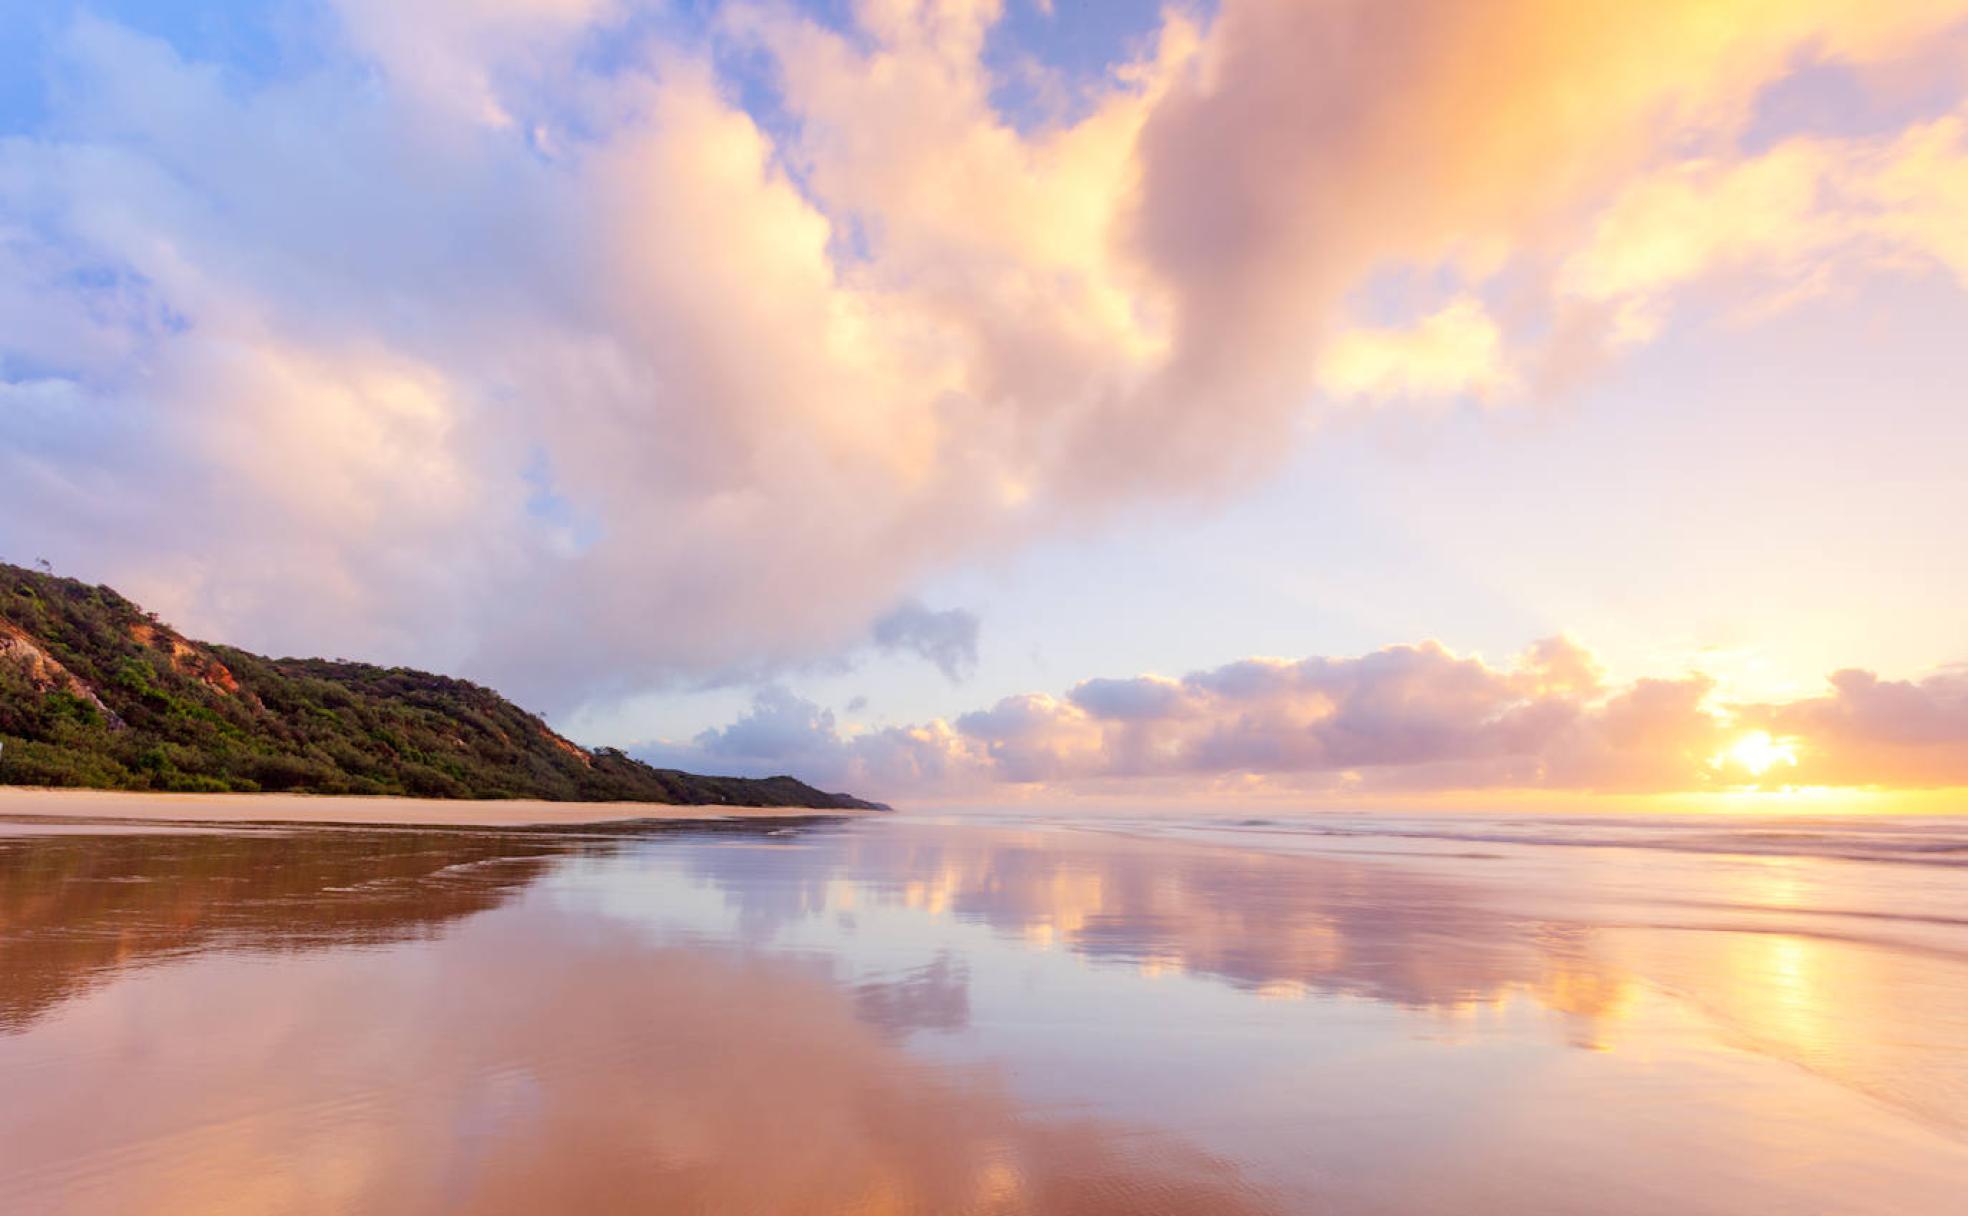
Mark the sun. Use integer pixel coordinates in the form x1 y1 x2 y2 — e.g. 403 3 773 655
1716 730 1800 778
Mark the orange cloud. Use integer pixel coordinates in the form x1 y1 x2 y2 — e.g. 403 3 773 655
1559 103 1968 345
1318 298 1514 404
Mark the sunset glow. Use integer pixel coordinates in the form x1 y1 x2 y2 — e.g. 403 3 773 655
4 6 1968 1214
1718 731 1802 779
1 0 1963 811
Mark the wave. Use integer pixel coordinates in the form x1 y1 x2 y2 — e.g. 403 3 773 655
1155 813 1968 869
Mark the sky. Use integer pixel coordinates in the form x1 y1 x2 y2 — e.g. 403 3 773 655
2 0 1965 808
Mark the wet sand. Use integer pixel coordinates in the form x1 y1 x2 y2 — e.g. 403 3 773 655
0 785 878 827
3 808 1967 1213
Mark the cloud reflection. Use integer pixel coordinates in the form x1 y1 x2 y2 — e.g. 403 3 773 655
680 820 1968 1132
0 899 1281 1216
684 825 1629 1030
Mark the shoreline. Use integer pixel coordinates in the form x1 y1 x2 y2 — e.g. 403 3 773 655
0 786 883 828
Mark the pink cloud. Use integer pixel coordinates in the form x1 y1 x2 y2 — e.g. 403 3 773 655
1745 666 1968 786
650 637 1968 800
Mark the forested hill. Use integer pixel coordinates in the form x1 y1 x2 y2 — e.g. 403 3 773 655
0 564 884 809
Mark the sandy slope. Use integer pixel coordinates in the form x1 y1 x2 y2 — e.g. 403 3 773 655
0 786 878 827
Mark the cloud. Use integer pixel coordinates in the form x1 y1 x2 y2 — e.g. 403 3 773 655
1317 298 1514 405
1557 104 1968 346
651 684 970 790
1745 665 1968 785
693 684 843 768
333 0 619 126
1068 674 1189 721
871 600 980 681
648 636 1968 801
2 0 1965 714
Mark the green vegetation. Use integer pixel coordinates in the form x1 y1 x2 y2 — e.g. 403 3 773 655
0 563 883 809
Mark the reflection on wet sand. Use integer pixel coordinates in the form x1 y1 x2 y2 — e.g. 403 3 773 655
0 823 580 1033
690 828 1626 1024
682 824 1968 1125
5 815 1968 1214
0 895 1277 1215
1602 917 1968 1136
0 816 849 1034
853 951 971 1036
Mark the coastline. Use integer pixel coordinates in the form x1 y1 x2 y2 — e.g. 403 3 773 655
0 785 883 828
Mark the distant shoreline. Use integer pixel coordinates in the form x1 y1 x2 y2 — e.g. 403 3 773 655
0 786 883 828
